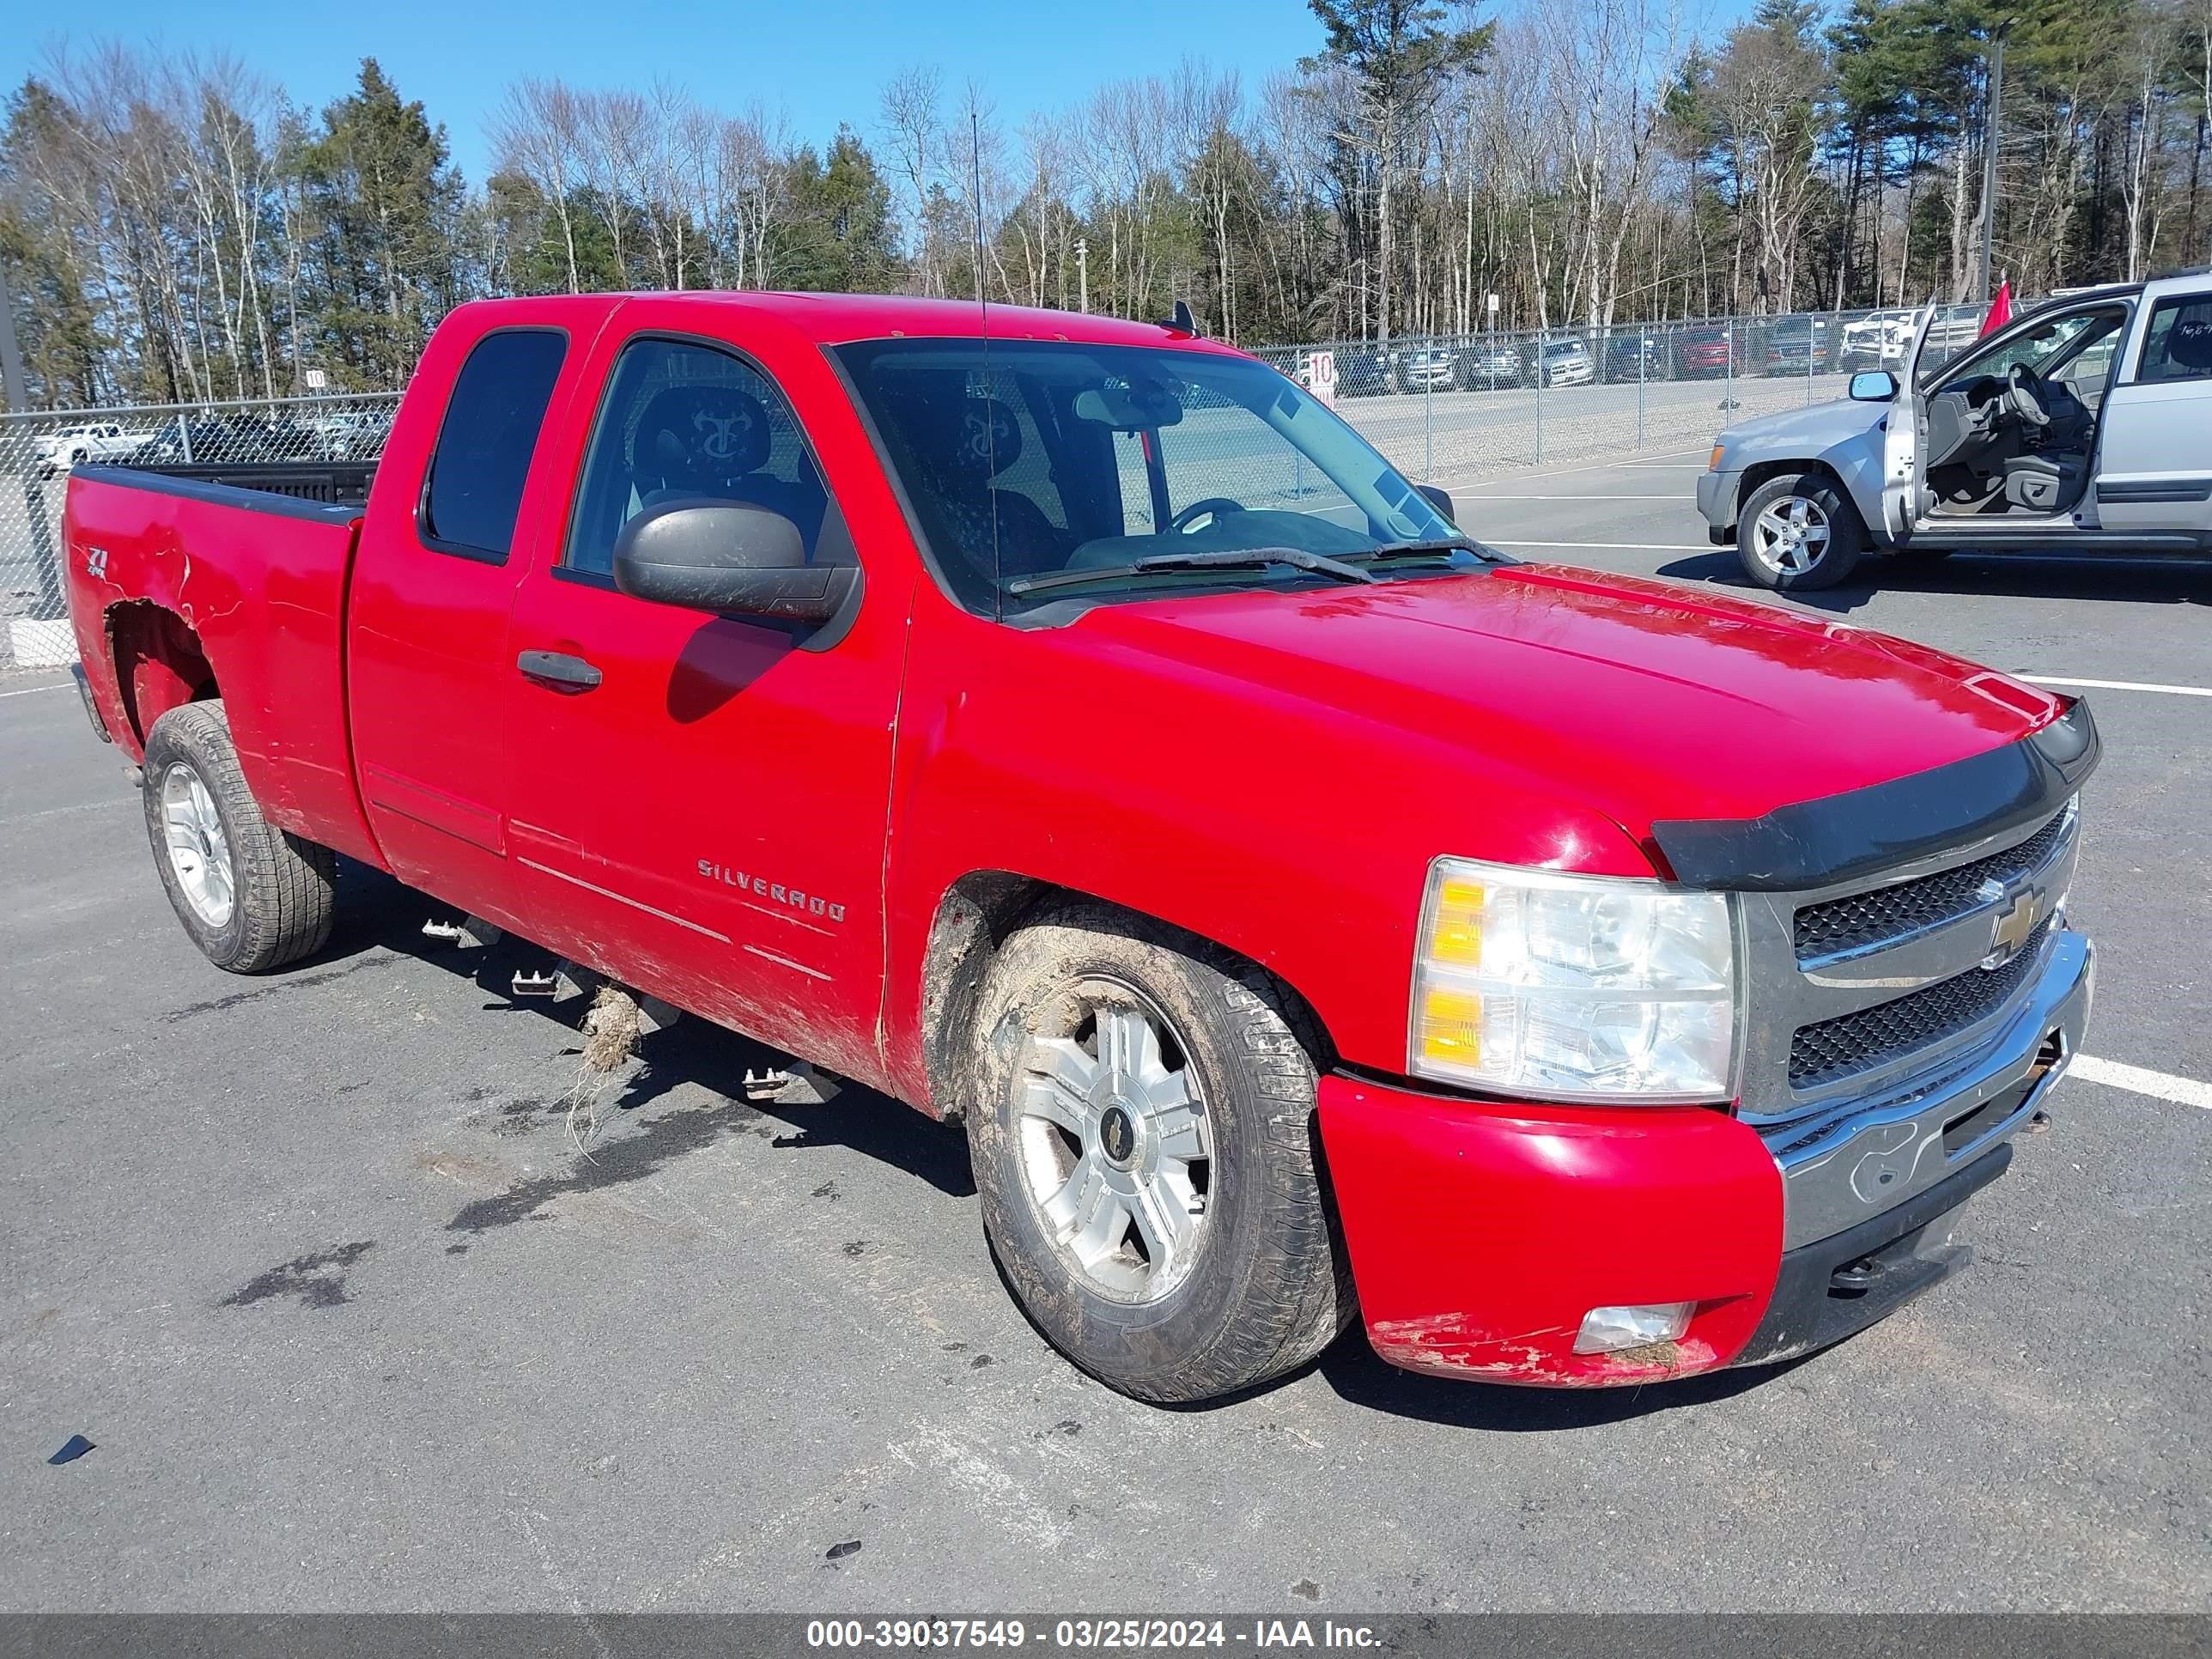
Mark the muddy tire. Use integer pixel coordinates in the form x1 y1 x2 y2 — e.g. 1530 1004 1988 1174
1736 471 1865 591
965 901 1353 1404
141 699 336 973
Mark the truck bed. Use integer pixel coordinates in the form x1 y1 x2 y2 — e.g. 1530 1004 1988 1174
122 459 378 510
64 465 384 866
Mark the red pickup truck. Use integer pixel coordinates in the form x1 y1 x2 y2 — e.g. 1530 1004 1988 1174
62 292 2099 1404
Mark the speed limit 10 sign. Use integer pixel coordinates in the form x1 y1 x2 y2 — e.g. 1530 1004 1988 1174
1308 349 1337 409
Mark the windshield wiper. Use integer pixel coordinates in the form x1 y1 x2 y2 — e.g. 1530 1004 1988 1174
1006 545 1380 597
1340 535 1510 564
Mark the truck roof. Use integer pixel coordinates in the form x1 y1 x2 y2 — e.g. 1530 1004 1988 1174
452 289 1238 353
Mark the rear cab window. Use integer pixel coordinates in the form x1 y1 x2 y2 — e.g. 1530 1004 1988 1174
419 328 569 561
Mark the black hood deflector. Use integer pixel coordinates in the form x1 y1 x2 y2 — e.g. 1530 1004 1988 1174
1650 699 2100 892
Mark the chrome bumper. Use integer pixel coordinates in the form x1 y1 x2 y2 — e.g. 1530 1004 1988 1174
1760 926 2094 1250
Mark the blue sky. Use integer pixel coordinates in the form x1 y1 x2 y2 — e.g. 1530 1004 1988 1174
5 0 1358 184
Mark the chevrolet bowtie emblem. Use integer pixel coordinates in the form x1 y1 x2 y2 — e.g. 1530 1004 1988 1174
1985 890 2039 967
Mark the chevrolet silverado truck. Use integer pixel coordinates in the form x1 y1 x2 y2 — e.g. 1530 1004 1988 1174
64 292 2098 1404
1701 278 2212 590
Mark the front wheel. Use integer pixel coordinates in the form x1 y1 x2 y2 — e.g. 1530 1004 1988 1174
964 902 1352 1404
1736 471 1866 591
142 700 337 973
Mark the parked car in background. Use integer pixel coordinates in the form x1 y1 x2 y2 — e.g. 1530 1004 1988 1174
1700 276 2210 589
1674 324 1741 379
1840 310 1917 370
309 406 398 459
1396 345 1456 392
1759 316 1832 374
1532 337 1594 387
1601 330 1668 383
118 418 229 469
1336 347 1393 397
34 421 153 477
1456 338 1526 389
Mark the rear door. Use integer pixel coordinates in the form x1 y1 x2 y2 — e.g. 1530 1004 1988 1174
2087 281 2212 539
346 314 592 926
500 310 905 1081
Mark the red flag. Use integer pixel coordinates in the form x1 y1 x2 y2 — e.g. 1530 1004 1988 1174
1978 277 2014 337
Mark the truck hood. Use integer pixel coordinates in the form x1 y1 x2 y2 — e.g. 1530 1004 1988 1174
1719 396 1883 453
1072 565 2064 851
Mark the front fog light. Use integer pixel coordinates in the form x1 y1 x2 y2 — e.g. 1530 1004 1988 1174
1573 1302 1694 1355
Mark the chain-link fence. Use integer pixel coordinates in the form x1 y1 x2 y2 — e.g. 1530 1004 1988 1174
1 304 1994 676
1248 304 1989 494
1 392 401 674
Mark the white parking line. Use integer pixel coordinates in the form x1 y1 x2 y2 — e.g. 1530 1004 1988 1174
0 682 70 700
2071 1055 2212 1110
1464 495 1683 501
2021 676 2212 699
1486 539 1716 551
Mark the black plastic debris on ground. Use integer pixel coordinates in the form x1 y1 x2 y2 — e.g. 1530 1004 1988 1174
825 1539 862 1563
48 1435 94 1466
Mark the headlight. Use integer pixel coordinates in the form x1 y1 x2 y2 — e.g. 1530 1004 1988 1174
1409 858 1737 1103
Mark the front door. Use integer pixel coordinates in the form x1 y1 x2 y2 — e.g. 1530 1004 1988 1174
1879 310 1936 540
501 324 905 1084
2089 284 2212 539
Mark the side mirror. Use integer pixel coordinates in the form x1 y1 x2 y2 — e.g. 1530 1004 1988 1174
1849 369 1899 402
1415 483 1456 524
612 501 860 627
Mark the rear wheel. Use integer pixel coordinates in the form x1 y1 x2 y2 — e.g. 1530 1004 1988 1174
964 902 1352 1404
1737 471 1866 591
142 699 336 973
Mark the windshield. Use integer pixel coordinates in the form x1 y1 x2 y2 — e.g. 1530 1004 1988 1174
836 339 1469 614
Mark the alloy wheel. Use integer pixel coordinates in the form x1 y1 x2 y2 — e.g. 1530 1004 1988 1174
159 761 235 927
1750 494 1832 575
1014 977 1212 1304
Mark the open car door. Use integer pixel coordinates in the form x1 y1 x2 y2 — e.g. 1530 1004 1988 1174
1878 308 1938 542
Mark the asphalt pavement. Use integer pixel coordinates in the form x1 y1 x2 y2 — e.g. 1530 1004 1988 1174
1 463 2206 1613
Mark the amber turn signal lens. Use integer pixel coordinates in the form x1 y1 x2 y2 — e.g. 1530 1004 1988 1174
1418 987 1483 1065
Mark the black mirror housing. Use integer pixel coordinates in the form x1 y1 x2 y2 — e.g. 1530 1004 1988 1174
1415 483 1456 524
611 500 860 629
1849 369 1899 402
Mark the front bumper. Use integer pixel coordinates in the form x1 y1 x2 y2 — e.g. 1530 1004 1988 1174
1696 466 1741 536
1317 927 2094 1388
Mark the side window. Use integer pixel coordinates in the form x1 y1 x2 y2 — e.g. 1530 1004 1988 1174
2134 294 2212 385
421 329 568 560
566 337 841 578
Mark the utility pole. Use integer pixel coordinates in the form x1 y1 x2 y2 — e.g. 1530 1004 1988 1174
0 258 28 412
1074 237 1089 313
1978 25 2008 305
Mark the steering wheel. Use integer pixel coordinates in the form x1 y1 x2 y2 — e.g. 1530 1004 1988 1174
2005 362 2051 428
1170 496 1246 533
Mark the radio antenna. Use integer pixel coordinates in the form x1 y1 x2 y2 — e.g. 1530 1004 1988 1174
970 107 1002 619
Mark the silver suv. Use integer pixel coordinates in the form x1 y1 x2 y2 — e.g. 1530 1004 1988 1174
1697 275 2212 588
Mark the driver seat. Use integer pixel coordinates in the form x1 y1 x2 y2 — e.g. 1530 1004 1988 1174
2001 450 2086 513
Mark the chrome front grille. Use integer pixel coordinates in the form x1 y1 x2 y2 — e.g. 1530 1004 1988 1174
1734 801 2080 1126
1793 811 2070 964
1788 917 2052 1088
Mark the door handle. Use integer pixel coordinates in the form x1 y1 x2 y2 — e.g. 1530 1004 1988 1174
516 649 603 692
